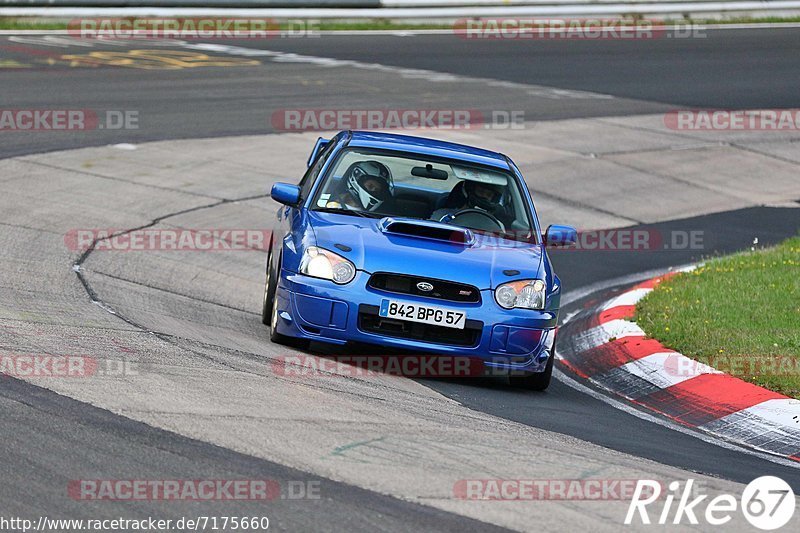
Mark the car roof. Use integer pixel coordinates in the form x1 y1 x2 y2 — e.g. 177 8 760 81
343 130 511 171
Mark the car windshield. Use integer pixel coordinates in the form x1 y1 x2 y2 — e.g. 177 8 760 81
311 148 535 241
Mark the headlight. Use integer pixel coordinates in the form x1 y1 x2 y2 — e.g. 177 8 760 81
495 279 547 310
299 246 356 284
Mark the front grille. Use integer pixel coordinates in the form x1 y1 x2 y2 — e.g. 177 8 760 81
368 273 481 303
358 304 482 347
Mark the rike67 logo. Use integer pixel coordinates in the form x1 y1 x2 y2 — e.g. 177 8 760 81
626 477 796 530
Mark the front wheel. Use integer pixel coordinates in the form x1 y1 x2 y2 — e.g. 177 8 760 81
509 352 554 391
261 249 274 325
264 252 307 349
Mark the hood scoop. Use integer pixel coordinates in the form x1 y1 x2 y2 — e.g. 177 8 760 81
379 217 475 246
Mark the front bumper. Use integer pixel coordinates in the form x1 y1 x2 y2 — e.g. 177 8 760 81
273 270 557 373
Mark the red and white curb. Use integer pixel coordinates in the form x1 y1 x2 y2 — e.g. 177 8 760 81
559 270 800 462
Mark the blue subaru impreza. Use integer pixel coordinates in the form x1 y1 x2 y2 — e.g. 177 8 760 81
263 130 576 390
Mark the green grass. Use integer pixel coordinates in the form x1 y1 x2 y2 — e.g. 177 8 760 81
0 18 66 30
0 18 446 31
701 15 800 24
2 16 800 32
635 237 800 398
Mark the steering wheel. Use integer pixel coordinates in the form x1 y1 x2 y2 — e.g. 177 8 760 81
440 208 506 233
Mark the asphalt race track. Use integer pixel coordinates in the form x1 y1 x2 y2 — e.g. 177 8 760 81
1 27 800 531
2 27 800 158
255 28 800 109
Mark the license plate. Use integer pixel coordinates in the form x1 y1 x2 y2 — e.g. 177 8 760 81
378 299 466 329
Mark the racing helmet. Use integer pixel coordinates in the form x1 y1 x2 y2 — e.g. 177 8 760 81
344 160 393 211
464 180 502 212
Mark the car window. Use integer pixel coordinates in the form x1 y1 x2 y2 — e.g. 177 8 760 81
298 139 336 201
328 149 459 194
311 148 534 241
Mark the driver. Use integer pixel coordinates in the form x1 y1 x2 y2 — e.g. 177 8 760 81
430 180 511 226
326 160 394 213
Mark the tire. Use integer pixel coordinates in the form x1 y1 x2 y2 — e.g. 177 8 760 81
261 248 275 325
509 352 554 391
264 251 308 349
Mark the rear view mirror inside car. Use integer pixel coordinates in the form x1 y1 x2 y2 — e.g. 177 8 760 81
411 165 449 180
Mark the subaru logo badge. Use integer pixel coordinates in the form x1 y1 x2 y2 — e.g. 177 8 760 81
416 282 434 292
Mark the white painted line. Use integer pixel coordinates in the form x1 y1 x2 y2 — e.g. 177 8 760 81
180 41 615 100
571 318 645 352
559 264 693 309
598 318 646 340
739 398 800 429
621 352 721 388
601 287 652 310
676 264 699 273
559 309 581 327
554 365 800 468
699 398 800 457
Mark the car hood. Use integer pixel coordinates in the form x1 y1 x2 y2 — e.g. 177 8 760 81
308 211 544 290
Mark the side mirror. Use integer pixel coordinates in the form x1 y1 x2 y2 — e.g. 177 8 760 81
271 183 301 207
543 225 577 248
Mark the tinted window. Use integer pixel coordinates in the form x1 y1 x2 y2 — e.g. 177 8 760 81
311 148 534 241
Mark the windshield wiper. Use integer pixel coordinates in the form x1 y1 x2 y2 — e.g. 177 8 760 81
314 207 383 219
